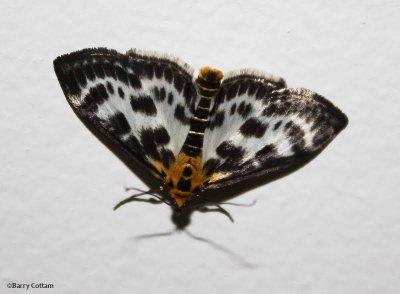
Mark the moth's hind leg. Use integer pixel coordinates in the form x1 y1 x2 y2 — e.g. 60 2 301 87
198 205 234 223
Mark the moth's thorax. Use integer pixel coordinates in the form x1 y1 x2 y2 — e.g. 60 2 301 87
167 153 204 207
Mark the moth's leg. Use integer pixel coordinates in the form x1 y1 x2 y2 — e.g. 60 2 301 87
124 186 149 192
113 193 162 210
216 205 234 223
198 205 234 223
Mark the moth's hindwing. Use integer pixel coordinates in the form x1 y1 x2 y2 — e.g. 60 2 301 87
54 48 198 181
201 72 348 190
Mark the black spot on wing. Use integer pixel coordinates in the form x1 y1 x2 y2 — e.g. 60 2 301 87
154 64 163 79
164 67 173 83
140 128 161 161
262 103 277 116
237 80 249 96
131 95 157 116
255 144 276 157
209 111 225 130
237 101 245 116
57 65 81 96
216 141 245 172
275 102 289 116
312 125 332 147
153 87 166 102
159 87 166 102
255 84 268 100
247 81 258 96
82 83 109 111
311 114 327 131
226 83 239 101
125 135 143 156
203 158 220 176
237 101 252 118
153 87 160 101
312 93 348 133
96 83 108 98
216 141 244 159
243 104 253 118
106 82 114 94
74 67 87 87
118 87 125 99
105 112 131 137
154 127 170 145
168 93 174 105
128 74 142 89
239 118 268 138
213 87 225 112
137 126 172 165
115 66 128 84
273 120 282 130
160 148 175 169
92 63 105 79
103 62 116 79
285 122 306 153
82 93 96 110
174 74 184 93
305 106 320 124
144 63 154 79
174 104 190 125
183 83 194 104
83 63 95 81
230 103 237 115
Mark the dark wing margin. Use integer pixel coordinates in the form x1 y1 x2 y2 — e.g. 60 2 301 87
202 72 348 191
54 47 197 183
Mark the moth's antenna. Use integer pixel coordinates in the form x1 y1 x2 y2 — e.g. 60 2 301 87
220 200 257 207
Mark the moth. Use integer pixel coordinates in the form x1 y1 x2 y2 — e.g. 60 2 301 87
54 48 348 229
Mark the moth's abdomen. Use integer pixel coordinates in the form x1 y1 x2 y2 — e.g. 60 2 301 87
181 67 223 157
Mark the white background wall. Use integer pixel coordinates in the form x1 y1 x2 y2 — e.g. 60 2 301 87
1 0 399 293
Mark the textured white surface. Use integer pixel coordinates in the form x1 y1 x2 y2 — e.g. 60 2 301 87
1 0 399 293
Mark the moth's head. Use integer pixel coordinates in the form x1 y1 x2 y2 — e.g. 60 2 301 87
171 207 192 229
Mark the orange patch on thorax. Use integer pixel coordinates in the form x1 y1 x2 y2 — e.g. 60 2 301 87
166 152 205 206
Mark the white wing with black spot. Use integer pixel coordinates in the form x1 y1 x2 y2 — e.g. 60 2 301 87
54 48 198 179
202 70 348 189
